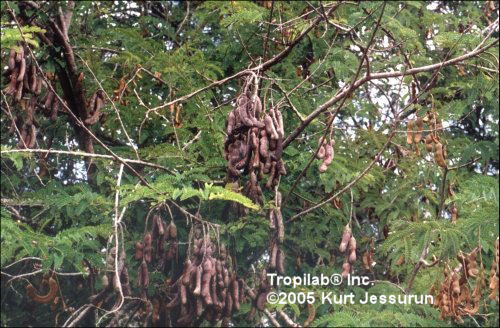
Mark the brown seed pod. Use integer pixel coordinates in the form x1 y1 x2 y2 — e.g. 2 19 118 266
256 291 268 311
277 248 285 274
251 95 262 118
4 69 19 95
34 77 42 96
341 261 351 279
266 161 277 189
134 241 144 260
450 206 458 223
29 64 37 93
44 90 55 110
15 81 23 102
425 134 434 152
269 242 277 269
144 232 152 263
141 260 149 287
26 277 59 304
264 114 279 140
339 224 352 253
17 58 26 82
316 145 326 159
275 210 285 244
232 279 240 311
414 118 424 143
406 119 415 144
434 142 447 168
319 144 334 173
15 47 24 62
27 124 36 148
193 265 203 296
227 110 236 136
8 49 16 70
168 222 177 239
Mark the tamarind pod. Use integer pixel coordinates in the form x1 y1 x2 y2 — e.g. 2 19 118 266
50 99 60 120
227 110 236 136
269 242 277 269
237 97 256 127
235 142 250 169
201 273 213 305
256 291 268 311
34 77 42 96
179 283 187 305
193 265 203 296
166 241 178 260
269 138 277 151
319 144 334 173
27 125 36 148
101 274 109 288
424 134 434 152
414 118 424 143
168 222 177 239
266 161 277 189
264 114 279 140
225 288 233 316
23 66 30 92
141 260 149 287
252 95 262 118
182 260 194 285
94 95 104 113
348 236 357 252
277 159 287 175
275 191 282 208
268 208 276 229
44 90 54 109
271 136 283 161
223 268 230 288
275 210 284 244
15 82 23 102
277 248 285 275
134 241 144 260
4 69 18 95
15 47 24 62
29 65 37 93
17 57 26 82
8 49 16 70
341 262 351 279
434 142 447 168
232 279 240 311
26 277 59 304
339 224 352 253
84 105 102 125
348 249 356 264
259 134 269 158
406 119 415 144
252 143 261 169
250 129 259 149
316 145 326 159
275 108 284 137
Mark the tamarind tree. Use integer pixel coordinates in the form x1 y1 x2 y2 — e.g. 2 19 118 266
1 1 498 327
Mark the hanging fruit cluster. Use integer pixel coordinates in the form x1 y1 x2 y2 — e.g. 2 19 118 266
102 246 132 297
269 191 285 274
431 247 483 323
316 136 335 173
165 229 244 326
224 75 286 206
407 111 447 168
135 215 178 294
489 238 499 301
4 44 45 148
338 223 356 278
245 269 272 319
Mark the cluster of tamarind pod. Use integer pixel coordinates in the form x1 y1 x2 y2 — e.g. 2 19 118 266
406 111 448 168
244 269 272 318
431 246 483 323
489 238 499 301
4 44 42 148
224 75 286 206
316 136 335 173
338 223 356 278
269 191 286 274
102 246 132 297
135 216 178 293
164 229 244 326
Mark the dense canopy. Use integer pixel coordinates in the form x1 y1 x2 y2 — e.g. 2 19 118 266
1 1 499 327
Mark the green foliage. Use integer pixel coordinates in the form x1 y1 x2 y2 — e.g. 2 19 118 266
1 1 498 327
